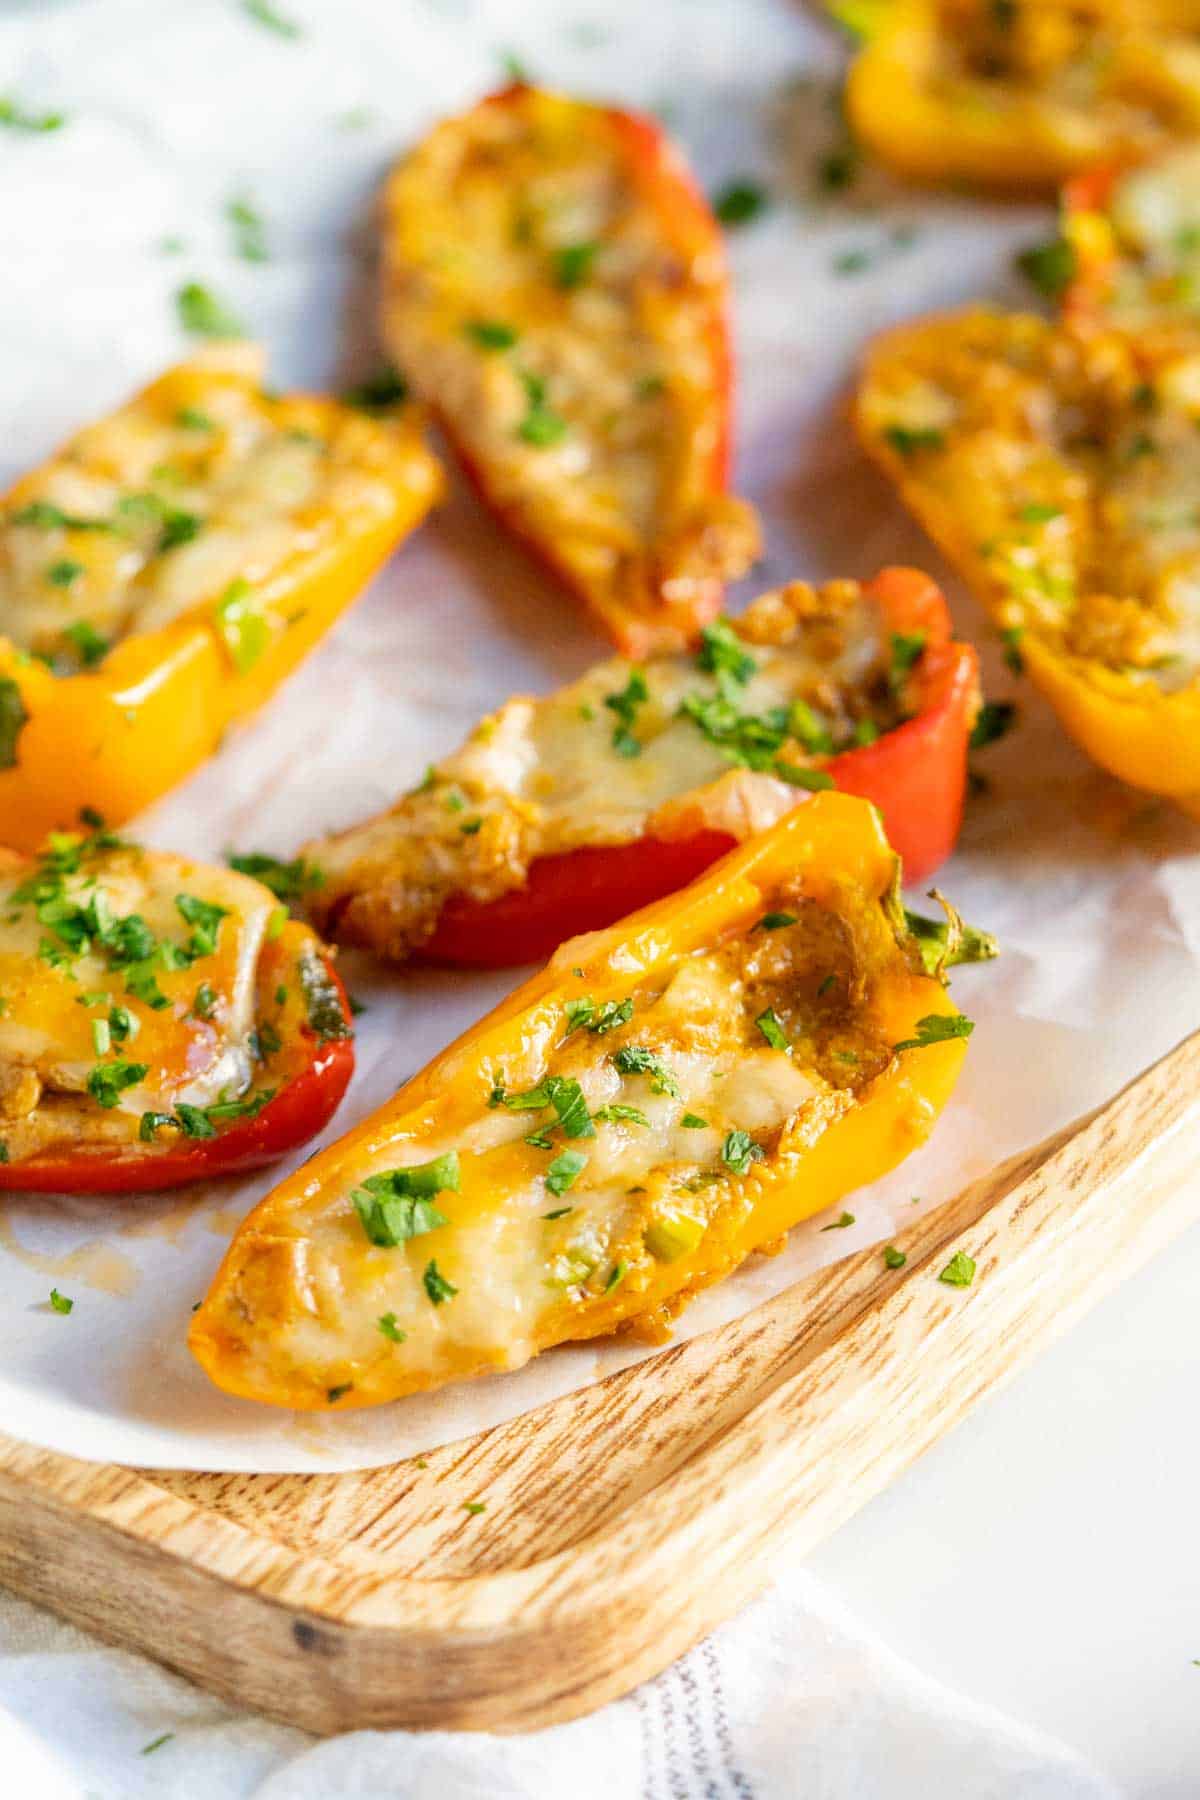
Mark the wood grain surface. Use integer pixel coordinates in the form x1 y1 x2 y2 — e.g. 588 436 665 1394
0 1029 1197 1734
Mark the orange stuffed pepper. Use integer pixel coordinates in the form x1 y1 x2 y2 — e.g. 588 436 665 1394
379 83 760 658
856 304 1200 811
845 1 1200 195
301 567 979 968
190 793 985 1410
0 343 442 850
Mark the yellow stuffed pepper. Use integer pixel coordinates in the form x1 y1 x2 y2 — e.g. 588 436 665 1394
0 343 442 849
191 792 984 1410
1062 142 1200 347
856 303 1200 811
845 1 1200 194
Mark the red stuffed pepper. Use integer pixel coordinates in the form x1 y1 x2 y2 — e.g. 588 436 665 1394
301 567 980 969
0 821 353 1193
379 83 760 658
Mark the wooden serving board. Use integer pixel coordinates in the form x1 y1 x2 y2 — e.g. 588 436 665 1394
0 1029 1197 1735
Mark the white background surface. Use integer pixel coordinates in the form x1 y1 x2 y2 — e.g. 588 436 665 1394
0 0 1197 1791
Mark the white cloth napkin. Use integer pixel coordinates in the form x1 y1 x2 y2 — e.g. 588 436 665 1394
0 1575 1119 1799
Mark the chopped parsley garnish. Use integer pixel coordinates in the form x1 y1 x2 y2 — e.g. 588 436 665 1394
882 425 945 457
378 1312 407 1342
343 367 408 411
553 241 599 289
545 1148 587 1196
465 319 519 350
612 1045 680 1097
228 194 268 263
889 630 926 694
517 369 567 446
0 677 29 768
1017 502 1061 525
175 893 228 958
758 911 798 931
176 282 246 339
176 406 215 431
697 618 755 686
46 559 82 588
353 1153 459 1247
243 0 301 36
938 1250 976 1288
722 1130 764 1175
542 1076 594 1139
680 1113 708 1129
1001 626 1025 675
592 1103 649 1127
713 180 768 226
0 95 64 132
970 700 1017 751
755 1008 790 1052
1016 236 1075 300
139 1733 174 1757
893 1012 974 1052
11 500 110 532
542 1206 574 1220
48 1288 73 1315
192 982 217 1019
463 1500 487 1515
774 763 835 791
213 578 271 673
327 1383 352 1403
87 1060 147 1109
604 668 649 757
883 1245 907 1269
423 1259 458 1305
565 995 634 1036
227 850 324 903
821 1210 855 1231
63 619 109 666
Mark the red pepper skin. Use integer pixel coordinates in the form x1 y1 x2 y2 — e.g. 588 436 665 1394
0 942 354 1195
422 568 979 968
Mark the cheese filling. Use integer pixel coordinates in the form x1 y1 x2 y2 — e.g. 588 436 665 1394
306 580 918 955
232 882 902 1395
0 828 278 1160
860 309 1200 691
0 343 408 668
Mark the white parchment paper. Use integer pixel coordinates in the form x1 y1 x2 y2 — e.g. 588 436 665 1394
0 0 1196 1473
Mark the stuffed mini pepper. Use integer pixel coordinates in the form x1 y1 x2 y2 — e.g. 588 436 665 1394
856 304 1200 811
379 83 759 657
297 568 979 967
1062 143 1200 345
0 819 353 1192
0 343 442 850
191 792 985 1409
845 1 1200 194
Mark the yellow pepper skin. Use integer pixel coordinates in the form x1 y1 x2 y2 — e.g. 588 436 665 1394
190 793 971 1411
846 2 1200 195
855 305 1200 808
0 348 442 850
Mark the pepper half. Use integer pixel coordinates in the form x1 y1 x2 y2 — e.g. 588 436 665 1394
845 2 1200 195
302 567 979 967
190 792 977 1410
1062 143 1200 347
0 343 443 851
379 83 760 658
0 823 353 1193
856 303 1200 810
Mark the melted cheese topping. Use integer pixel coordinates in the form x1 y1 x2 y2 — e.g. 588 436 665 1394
380 86 759 651
0 833 275 1158
307 580 910 958
857 306 1200 691
203 879 911 1403
0 343 412 666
